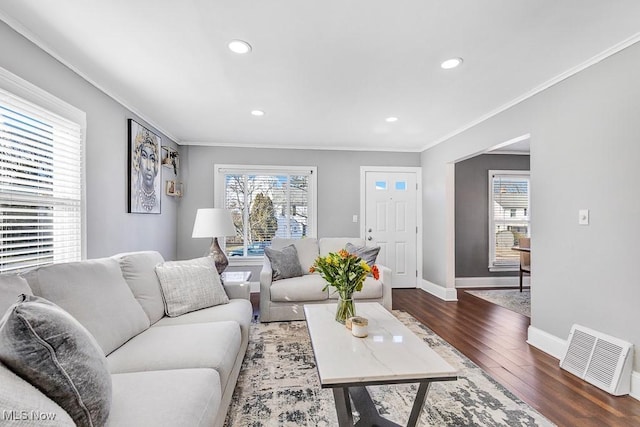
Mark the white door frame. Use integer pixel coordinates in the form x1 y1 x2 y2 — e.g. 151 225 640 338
360 166 423 287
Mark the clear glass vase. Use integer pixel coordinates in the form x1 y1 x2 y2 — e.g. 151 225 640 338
335 296 355 324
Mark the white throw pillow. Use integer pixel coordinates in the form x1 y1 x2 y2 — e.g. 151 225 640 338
155 257 229 317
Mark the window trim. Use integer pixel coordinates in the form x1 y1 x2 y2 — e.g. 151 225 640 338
488 169 530 272
0 66 87 264
214 164 317 266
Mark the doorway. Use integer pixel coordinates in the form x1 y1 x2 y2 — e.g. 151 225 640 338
360 167 422 288
448 134 531 289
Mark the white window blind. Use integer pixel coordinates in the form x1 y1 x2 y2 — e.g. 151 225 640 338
0 88 83 273
215 165 317 259
488 170 530 270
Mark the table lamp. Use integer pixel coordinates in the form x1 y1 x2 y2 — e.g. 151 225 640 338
192 208 236 274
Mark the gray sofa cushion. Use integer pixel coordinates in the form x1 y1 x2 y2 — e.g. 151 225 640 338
155 257 229 317
22 258 150 355
270 237 319 274
114 251 166 324
0 295 111 427
0 274 32 316
108 369 221 427
345 243 380 269
107 321 241 391
0 362 75 426
270 275 330 302
264 245 304 280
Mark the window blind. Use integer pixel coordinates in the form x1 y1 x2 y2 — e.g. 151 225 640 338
0 89 83 273
489 171 530 268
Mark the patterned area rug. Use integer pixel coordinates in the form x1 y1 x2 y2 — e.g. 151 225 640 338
464 289 531 317
224 311 552 426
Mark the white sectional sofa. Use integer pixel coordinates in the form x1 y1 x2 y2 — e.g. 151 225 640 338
0 251 252 427
260 237 392 322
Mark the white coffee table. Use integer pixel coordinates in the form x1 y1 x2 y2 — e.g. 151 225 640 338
304 302 457 427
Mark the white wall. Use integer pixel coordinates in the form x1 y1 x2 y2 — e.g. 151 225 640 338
421 42 640 368
176 145 419 260
0 21 180 260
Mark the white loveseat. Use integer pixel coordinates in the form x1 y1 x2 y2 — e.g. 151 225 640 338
260 237 392 322
0 251 252 427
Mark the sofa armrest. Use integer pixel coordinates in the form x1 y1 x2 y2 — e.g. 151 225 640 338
376 264 393 311
259 258 273 322
223 282 250 300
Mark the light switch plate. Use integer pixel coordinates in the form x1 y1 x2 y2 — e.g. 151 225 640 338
352 215 358 223
579 209 589 225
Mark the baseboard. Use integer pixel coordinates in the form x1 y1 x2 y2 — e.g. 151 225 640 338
528 326 640 401
420 279 458 301
455 276 531 288
631 372 640 401
526 326 566 360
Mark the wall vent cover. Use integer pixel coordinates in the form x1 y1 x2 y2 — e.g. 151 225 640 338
560 324 633 396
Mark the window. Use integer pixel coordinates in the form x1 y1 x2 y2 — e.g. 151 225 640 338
0 70 85 273
488 170 530 271
215 164 317 260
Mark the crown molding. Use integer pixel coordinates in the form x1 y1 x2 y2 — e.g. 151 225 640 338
180 140 422 152
421 32 640 152
0 11 179 143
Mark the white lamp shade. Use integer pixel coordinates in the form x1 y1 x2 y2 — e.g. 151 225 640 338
192 208 236 238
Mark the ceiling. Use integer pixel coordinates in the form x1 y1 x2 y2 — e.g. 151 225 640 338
1 1 639 152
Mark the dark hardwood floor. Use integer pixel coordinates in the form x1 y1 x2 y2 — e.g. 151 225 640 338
393 288 640 427
251 289 640 426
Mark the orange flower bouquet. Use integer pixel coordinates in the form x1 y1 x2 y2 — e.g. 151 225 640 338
310 249 380 323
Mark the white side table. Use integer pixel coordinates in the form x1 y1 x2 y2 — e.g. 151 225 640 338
221 270 252 284
220 271 252 302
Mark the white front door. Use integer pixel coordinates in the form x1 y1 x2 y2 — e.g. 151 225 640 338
362 169 419 288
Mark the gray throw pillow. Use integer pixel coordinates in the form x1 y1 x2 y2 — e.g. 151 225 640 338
265 244 304 280
155 257 230 317
345 243 380 269
0 274 32 316
0 294 112 427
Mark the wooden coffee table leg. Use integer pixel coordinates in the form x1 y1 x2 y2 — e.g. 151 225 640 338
333 387 354 426
406 381 431 427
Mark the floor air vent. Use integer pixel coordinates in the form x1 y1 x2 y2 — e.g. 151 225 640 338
560 324 633 396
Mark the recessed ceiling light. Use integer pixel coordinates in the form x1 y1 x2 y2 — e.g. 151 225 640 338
441 57 463 69
251 110 265 116
385 117 398 123
228 40 252 54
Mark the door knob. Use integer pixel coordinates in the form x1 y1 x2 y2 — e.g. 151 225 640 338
367 236 373 241
368 228 372 232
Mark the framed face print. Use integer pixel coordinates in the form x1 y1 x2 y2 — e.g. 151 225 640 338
128 119 161 214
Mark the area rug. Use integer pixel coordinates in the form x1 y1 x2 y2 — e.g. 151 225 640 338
224 310 552 426
465 289 531 317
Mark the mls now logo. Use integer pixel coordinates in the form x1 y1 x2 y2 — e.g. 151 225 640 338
3 410 57 421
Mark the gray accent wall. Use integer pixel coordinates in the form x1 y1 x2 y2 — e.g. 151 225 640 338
455 154 530 277
176 145 419 261
421 42 640 367
0 21 180 260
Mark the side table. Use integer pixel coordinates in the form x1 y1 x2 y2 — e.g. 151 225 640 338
221 270 252 284
220 271 252 301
